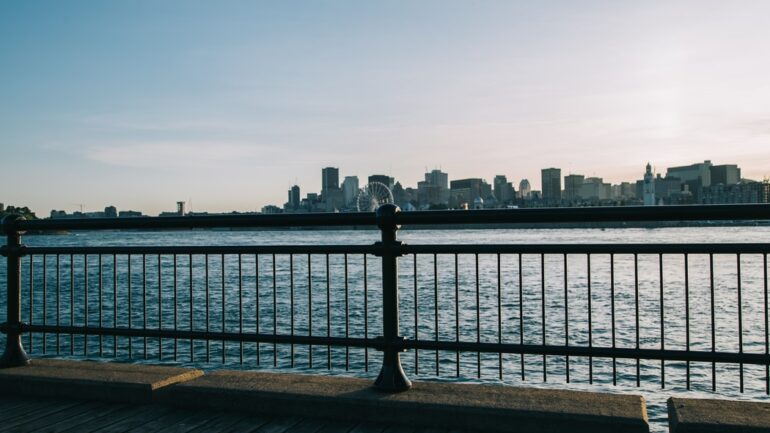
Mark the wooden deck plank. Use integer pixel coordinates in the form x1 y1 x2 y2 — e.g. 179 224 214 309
349 422 389 433
80 403 171 433
43 402 132 433
283 418 327 433
250 416 305 433
0 397 60 422
186 412 249 432
218 413 274 433
123 407 215 433
3 400 112 432
0 400 86 431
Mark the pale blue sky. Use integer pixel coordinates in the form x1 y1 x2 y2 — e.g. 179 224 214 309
2 1 769 214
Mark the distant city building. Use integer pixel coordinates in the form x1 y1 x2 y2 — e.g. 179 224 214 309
450 178 491 209
710 164 741 186
119 210 142 218
518 179 531 199
643 163 656 206
342 176 359 206
579 177 611 201
417 169 449 208
287 185 301 210
0 203 4 213
104 206 118 218
701 180 770 204
321 167 339 196
177 201 186 216
541 168 561 205
563 174 585 202
667 160 713 201
493 175 515 204
368 174 394 190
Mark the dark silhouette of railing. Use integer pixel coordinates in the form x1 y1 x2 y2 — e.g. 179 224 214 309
2 204 770 393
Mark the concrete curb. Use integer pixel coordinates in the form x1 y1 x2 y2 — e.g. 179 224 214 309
668 397 770 433
0 358 203 403
157 370 650 433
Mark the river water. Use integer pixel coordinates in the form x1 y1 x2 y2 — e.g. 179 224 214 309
2 226 770 431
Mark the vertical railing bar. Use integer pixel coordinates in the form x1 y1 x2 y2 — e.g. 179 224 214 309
363 254 368 372
173 254 178 362
256 254 260 365
587 253 593 384
56 254 60 354
127 254 132 358
158 254 162 360
414 254 419 374
70 253 74 355
142 253 147 359
564 253 569 383
765 253 769 395
659 253 665 389
738 253 744 393
764 253 769 395
113 254 117 357
84 254 88 356
239 254 243 365
290 254 295 368
344 253 349 371
307 254 313 368
634 253 640 387
189 254 193 362
29 254 33 352
519 253 524 381
611 253 616 386
43 254 47 354
205 254 210 363
222 253 226 364
541 253 546 382
498 253 503 380
98 254 103 356
685 253 690 390
710 253 716 391
475 254 481 379
455 253 459 378
326 254 330 370
272 254 277 367
434 253 439 377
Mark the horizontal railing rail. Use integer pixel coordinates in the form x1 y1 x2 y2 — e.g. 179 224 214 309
2 204 770 394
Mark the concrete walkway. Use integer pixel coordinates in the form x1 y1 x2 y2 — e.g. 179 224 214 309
0 359 649 433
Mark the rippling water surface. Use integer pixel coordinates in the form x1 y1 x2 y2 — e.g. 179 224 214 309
2 226 770 432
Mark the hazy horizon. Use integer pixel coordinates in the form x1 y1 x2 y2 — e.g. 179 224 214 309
2 1 769 215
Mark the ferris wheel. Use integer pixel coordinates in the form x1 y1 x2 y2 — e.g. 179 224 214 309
356 182 394 212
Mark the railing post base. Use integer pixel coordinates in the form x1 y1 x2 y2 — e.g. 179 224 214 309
0 333 30 368
374 359 412 392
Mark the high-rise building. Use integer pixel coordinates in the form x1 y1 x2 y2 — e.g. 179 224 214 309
710 164 741 186
288 185 301 210
643 163 656 206
425 169 448 190
104 206 118 218
518 179 531 199
449 178 490 209
541 168 562 205
342 176 359 206
322 167 339 195
368 175 394 190
176 201 187 216
563 174 585 202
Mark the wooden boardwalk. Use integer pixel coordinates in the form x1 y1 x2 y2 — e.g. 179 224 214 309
0 394 462 433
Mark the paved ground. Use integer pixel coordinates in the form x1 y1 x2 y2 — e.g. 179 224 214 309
0 394 462 433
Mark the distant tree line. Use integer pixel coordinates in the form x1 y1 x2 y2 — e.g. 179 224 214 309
0 205 38 220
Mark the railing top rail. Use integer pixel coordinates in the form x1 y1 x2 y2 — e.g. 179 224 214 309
4 203 770 232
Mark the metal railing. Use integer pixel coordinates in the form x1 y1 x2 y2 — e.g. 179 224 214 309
2 204 770 393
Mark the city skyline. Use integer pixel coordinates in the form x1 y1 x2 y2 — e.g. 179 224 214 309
3 1 770 214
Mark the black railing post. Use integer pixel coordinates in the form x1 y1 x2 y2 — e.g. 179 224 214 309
374 204 411 391
0 215 30 368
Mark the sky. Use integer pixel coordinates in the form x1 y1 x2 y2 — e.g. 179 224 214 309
2 1 770 215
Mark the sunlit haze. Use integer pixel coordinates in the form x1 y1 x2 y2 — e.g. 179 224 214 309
2 1 769 214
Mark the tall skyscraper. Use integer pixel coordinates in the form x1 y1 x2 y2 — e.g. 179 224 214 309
321 167 339 197
541 168 562 205
342 176 359 206
643 163 656 206
518 179 531 199
288 185 300 209
563 174 585 202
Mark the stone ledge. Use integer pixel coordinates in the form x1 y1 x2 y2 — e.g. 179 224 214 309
0 358 203 403
156 370 649 433
668 397 770 433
